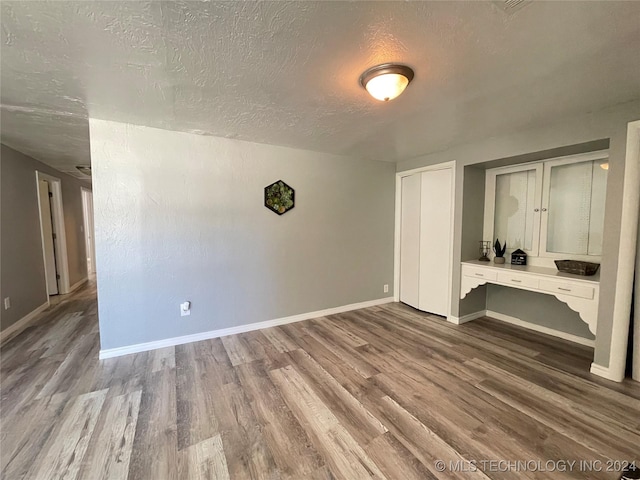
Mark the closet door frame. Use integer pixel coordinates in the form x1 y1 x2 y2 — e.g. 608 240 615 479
394 161 456 318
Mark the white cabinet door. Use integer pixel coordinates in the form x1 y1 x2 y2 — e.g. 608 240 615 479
399 174 421 309
419 168 452 316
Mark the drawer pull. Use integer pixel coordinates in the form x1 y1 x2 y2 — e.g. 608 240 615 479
558 287 572 292
511 279 522 283
475 273 484 277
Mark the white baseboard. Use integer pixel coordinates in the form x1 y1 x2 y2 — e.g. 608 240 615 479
486 310 595 348
0 301 49 344
590 362 624 382
69 277 89 293
448 311 486 325
99 296 395 359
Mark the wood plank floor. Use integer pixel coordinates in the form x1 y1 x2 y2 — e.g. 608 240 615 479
2 281 639 479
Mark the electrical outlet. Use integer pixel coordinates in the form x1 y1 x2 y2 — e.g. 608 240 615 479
180 301 191 317
3 297 10 310
383 284 389 293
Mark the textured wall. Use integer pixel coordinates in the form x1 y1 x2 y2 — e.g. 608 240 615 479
0 144 89 330
90 119 395 350
398 101 640 366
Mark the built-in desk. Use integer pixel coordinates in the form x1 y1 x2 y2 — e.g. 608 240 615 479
460 260 599 335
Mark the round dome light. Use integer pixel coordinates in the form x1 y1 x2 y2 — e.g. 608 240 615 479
359 64 414 102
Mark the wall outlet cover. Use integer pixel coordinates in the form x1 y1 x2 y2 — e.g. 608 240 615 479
383 284 389 293
3 297 10 310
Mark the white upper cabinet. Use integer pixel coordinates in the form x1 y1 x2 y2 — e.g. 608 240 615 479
541 155 608 258
484 151 608 263
485 163 543 255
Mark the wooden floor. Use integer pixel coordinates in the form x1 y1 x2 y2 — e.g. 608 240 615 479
1 282 639 480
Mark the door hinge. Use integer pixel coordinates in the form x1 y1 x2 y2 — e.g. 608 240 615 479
48 192 53 198
56 274 61 280
52 233 57 240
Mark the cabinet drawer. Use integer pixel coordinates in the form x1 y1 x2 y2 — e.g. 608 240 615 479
462 266 497 281
538 280 594 299
497 271 539 289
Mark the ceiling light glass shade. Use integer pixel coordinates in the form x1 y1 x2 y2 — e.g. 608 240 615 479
360 64 414 102
365 74 409 101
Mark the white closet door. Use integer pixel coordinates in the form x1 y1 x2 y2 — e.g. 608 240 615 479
399 174 421 309
419 168 452 316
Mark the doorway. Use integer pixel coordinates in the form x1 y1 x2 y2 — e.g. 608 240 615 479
81 187 96 275
37 179 59 295
35 172 71 295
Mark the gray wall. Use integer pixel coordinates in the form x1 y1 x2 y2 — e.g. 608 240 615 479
398 100 640 367
459 166 488 316
0 144 90 330
89 119 396 350
486 286 594 339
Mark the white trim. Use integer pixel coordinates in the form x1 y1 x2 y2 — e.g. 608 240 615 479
99 296 394 359
447 310 486 325
486 310 595 347
0 301 49 344
605 119 640 383
69 277 89 293
590 363 621 382
81 187 96 275
397 161 456 178
394 161 456 317
394 174 402 302
36 171 71 294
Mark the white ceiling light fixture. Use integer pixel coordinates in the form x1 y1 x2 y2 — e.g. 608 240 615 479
359 63 415 102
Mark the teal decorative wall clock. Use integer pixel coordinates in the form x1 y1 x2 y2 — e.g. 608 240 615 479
264 180 295 215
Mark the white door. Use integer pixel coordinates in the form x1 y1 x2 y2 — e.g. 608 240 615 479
82 189 96 274
419 168 453 316
38 179 59 295
399 174 421 308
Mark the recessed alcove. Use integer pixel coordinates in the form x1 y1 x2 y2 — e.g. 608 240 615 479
458 139 610 345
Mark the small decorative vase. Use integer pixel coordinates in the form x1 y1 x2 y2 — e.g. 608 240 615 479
494 256 505 264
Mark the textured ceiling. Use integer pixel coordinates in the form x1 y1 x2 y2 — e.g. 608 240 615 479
1 1 639 171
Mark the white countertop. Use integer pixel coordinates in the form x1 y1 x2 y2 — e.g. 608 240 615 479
462 259 600 284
